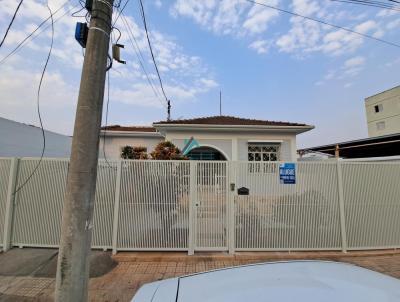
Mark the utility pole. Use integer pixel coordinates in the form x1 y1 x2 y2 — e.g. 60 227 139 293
55 0 113 301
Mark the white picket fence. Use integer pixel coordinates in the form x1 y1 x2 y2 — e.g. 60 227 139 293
0 157 399 254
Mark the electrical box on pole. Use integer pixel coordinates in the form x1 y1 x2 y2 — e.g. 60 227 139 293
75 22 88 48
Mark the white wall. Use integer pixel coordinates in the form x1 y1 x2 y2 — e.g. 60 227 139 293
165 130 298 161
365 86 400 137
100 128 300 161
99 134 164 159
0 117 71 158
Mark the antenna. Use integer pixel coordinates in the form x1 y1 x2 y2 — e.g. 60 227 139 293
219 90 222 116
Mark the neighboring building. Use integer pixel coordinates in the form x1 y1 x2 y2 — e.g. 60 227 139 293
298 133 400 159
100 116 314 161
365 85 400 137
0 116 71 157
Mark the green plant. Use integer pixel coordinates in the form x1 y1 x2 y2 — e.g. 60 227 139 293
150 141 187 160
121 145 148 159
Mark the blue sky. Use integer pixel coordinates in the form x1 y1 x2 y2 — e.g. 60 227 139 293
0 0 399 148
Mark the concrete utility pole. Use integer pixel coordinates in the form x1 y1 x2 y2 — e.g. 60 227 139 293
55 0 113 301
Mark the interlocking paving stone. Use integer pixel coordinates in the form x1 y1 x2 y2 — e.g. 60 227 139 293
1 250 400 301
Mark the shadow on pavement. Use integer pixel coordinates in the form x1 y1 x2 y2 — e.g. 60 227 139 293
0 248 117 278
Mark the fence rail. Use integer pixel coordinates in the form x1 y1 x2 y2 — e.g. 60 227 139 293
0 157 399 254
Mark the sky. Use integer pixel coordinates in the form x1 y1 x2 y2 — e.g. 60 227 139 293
0 0 399 148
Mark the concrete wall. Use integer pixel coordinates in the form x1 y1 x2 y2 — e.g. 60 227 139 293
0 117 71 158
365 86 400 137
99 134 164 159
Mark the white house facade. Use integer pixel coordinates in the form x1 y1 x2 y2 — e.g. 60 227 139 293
100 116 314 162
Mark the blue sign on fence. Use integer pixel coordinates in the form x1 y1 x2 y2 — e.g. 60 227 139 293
279 163 296 184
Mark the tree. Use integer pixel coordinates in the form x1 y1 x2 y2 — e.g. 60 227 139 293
150 141 186 160
121 146 148 159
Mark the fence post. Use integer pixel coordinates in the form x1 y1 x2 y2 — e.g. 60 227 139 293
3 158 20 251
112 160 122 255
336 159 348 253
227 162 235 254
188 161 196 255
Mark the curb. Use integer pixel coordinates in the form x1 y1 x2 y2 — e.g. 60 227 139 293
113 249 400 263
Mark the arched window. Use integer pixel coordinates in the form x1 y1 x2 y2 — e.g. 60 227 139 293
187 146 227 160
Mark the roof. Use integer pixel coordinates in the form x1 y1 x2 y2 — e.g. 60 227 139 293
101 125 157 132
154 116 309 127
365 85 400 101
298 133 400 159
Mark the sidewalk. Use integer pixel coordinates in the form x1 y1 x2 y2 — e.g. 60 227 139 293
1 249 400 301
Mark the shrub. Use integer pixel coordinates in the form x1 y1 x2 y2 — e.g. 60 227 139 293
150 141 187 160
121 145 148 159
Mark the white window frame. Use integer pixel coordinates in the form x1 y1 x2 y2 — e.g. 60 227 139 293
247 143 281 162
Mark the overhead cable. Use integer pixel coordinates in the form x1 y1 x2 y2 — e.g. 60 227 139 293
0 0 24 48
245 0 400 49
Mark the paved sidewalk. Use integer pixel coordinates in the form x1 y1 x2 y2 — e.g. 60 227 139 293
1 250 400 301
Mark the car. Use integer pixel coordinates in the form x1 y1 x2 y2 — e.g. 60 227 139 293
131 260 400 302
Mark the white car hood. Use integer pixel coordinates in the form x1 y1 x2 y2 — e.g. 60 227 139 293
132 261 400 302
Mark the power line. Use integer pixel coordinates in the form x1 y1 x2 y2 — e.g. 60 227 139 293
329 0 400 10
0 0 24 48
0 0 74 66
350 0 400 6
113 0 131 26
120 13 166 108
102 29 117 168
245 0 400 49
14 3 54 195
138 0 171 114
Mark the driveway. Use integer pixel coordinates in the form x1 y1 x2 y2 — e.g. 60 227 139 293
0 249 399 301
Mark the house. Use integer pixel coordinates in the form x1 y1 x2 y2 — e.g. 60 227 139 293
365 85 400 137
100 116 314 161
0 116 71 158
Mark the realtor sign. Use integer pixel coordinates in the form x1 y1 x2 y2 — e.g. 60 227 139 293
279 163 296 184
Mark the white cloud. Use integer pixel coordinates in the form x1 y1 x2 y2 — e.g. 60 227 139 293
317 56 366 86
339 56 365 78
387 18 400 30
171 0 279 37
377 9 399 18
249 39 270 54
170 0 216 26
199 78 218 89
276 17 320 53
276 15 385 56
0 0 219 133
292 0 320 16
170 0 397 58
243 0 279 34
344 56 365 68
154 0 162 8
354 20 378 34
